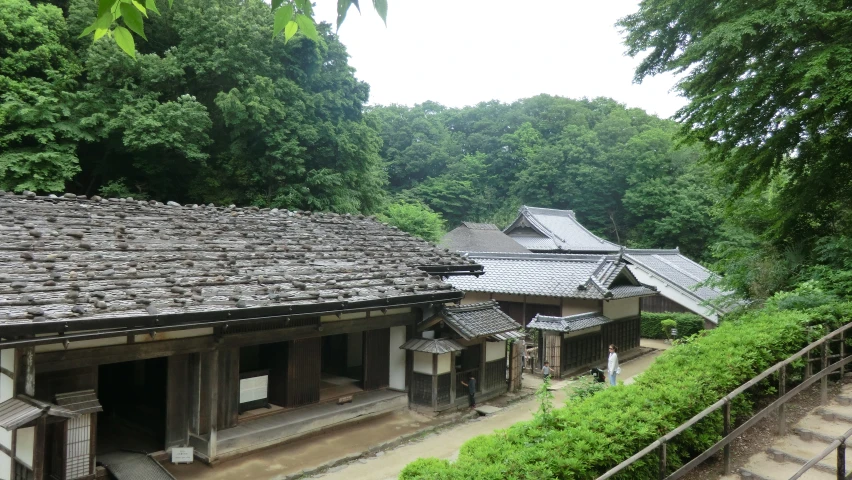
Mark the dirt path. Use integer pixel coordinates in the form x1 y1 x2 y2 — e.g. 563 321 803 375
315 349 664 480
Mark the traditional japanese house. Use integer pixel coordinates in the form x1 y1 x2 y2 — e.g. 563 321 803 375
447 252 656 378
403 301 523 411
0 191 483 479
439 223 530 254
471 206 729 326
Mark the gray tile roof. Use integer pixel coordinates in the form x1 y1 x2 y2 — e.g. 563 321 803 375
400 338 465 354
439 223 530 254
0 192 481 327
504 206 621 253
0 395 77 430
623 249 726 304
448 253 656 300
436 301 522 340
527 312 612 333
55 390 103 415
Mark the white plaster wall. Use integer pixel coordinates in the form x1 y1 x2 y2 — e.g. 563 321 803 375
0 349 14 372
485 341 506 361
16 427 34 468
628 267 719 324
460 292 491 304
436 353 451 374
603 298 640 320
347 332 363 367
388 326 406 390
562 299 601 316
0 451 10 480
413 351 433 374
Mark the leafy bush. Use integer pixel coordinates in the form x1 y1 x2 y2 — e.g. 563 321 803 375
568 374 606 401
640 312 704 339
377 200 445 242
401 304 833 480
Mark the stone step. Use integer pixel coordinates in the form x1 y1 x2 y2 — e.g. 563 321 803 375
766 434 847 474
732 453 836 480
795 410 852 440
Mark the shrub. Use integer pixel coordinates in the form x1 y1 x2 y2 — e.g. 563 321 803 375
641 312 704 339
401 303 840 480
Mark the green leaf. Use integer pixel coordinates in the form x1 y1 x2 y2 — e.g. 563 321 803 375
295 14 317 41
271 0 284 10
113 25 135 58
336 0 350 29
167 0 173 8
79 23 96 38
352 0 360 12
92 12 113 40
273 5 294 38
284 20 298 42
372 0 387 25
132 0 148 17
98 0 116 17
294 0 312 15
144 0 160 15
120 3 146 40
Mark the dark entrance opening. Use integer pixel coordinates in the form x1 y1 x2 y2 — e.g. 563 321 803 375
456 344 481 393
96 357 167 455
320 333 363 401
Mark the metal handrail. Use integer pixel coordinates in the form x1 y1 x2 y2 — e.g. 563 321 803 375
597 321 852 480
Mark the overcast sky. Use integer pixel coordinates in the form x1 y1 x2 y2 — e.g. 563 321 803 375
312 0 685 118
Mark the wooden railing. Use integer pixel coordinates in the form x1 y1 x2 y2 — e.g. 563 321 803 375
597 321 852 480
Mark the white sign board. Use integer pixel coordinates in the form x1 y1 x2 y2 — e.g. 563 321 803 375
171 447 194 464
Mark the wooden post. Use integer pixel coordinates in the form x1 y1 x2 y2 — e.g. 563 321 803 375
205 350 219 460
723 400 731 475
822 342 829 405
32 416 46 480
842 330 846 378
778 366 787 436
659 442 667 480
838 440 846 480
21 347 35 397
449 353 456 405
431 354 438 410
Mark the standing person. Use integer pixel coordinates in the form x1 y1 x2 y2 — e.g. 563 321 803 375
460 374 477 408
542 361 551 380
607 344 620 386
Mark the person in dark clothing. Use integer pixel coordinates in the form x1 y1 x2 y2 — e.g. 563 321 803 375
460 374 477 408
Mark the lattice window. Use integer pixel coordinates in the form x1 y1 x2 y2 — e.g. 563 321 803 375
65 414 91 480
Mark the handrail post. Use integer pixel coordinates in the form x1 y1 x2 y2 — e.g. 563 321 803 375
778 365 787 436
837 439 846 480
842 330 846 378
723 400 732 475
659 441 667 480
822 341 829 405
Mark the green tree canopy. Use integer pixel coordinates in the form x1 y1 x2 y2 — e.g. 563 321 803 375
377 200 445 242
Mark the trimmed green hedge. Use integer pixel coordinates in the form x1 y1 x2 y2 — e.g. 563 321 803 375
640 312 705 339
401 303 850 480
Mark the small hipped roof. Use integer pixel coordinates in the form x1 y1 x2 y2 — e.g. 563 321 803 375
400 338 465 354
422 301 523 341
527 312 612 333
0 396 76 430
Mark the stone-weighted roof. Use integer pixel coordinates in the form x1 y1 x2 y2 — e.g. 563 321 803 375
439 223 530 254
0 192 481 328
434 301 522 341
447 253 655 300
527 312 612 333
504 206 621 253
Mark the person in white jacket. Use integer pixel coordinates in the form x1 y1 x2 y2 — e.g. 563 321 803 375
607 344 620 386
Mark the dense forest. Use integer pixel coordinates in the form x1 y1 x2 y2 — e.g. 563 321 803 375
3 0 852 305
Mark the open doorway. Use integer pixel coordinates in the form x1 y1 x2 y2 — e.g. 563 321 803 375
320 333 363 401
97 357 167 455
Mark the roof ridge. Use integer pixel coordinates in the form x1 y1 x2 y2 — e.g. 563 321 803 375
464 252 618 262
520 205 620 250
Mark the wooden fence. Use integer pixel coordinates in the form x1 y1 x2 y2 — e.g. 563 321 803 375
597 321 852 480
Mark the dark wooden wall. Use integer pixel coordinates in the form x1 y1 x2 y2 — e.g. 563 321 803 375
497 301 561 326
601 317 641 353
562 332 603 370
436 373 451 406
217 348 239 430
266 342 290 407
482 359 504 392
641 295 692 314
411 372 431 406
286 338 321 408
362 328 390 391
34 366 97 403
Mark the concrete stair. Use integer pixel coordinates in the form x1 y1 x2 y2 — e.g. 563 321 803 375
721 383 852 480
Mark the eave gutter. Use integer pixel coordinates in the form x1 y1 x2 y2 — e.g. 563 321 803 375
0 290 464 348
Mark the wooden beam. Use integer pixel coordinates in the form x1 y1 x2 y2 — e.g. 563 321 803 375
32 416 46 480
35 336 215 372
431 354 438 410
23 347 34 397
